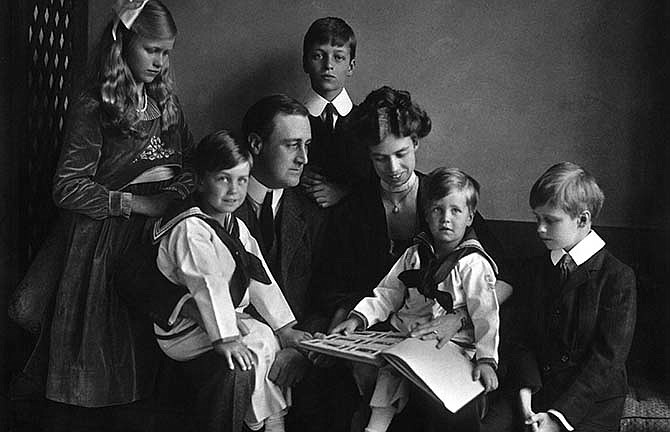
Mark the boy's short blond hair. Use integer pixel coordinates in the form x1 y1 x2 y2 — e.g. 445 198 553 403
421 167 480 215
529 162 605 219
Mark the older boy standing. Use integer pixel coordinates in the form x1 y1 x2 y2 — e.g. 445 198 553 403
514 162 636 432
300 17 371 208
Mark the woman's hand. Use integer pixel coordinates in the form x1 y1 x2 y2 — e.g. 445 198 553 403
130 192 179 217
473 362 498 393
276 325 312 349
410 309 466 348
212 339 254 371
330 316 363 335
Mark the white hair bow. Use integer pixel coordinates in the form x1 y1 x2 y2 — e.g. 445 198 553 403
111 0 149 41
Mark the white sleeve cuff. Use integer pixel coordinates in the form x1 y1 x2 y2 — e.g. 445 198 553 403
547 409 574 431
168 293 193 327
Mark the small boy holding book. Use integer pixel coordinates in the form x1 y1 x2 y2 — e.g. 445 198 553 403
333 167 500 432
513 162 636 432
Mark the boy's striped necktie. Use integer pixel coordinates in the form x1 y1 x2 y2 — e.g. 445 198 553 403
558 253 576 285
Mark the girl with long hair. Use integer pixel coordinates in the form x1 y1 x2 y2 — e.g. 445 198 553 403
29 0 193 407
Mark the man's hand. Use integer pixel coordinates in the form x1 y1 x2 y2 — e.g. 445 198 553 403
212 339 254 371
268 347 311 388
276 325 312 349
473 362 498 393
306 332 336 368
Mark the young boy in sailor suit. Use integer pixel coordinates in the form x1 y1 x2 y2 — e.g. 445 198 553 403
153 131 310 432
333 167 500 432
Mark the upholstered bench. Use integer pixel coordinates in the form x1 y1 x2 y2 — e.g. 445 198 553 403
621 377 670 432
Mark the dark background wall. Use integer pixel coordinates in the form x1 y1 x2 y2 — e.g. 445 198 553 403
86 0 664 228
1 0 17 427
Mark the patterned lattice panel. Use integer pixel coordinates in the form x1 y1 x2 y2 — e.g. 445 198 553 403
23 0 79 262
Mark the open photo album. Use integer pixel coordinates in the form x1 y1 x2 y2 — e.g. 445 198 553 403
300 331 485 413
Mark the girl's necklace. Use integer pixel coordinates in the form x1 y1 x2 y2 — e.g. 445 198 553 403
136 88 148 113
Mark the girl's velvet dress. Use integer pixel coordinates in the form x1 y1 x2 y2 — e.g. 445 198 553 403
27 90 193 407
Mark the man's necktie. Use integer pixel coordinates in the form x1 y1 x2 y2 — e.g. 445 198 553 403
558 253 576 285
323 103 335 133
259 190 274 252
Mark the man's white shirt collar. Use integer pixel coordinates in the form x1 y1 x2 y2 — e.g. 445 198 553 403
304 88 353 118
247 176 283 216
550 230 606 266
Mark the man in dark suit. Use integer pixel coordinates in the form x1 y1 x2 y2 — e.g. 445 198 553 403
117 94 356 432
237 94 357 432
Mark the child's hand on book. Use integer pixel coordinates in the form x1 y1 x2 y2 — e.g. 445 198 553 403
473 362 498 393
330 316 363 335
212 339 254 371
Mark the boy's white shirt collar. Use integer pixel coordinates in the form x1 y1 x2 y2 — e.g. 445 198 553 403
550 230 606 267
304 88 353 118
247 175 284 216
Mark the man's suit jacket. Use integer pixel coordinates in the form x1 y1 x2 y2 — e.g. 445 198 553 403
512 248 636 429
116 188 327 333
234 188 327 330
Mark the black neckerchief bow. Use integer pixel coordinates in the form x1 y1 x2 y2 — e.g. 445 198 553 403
397 228 484 313
153 198 271 308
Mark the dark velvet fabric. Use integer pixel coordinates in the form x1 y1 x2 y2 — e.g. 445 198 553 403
23 91 194 407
